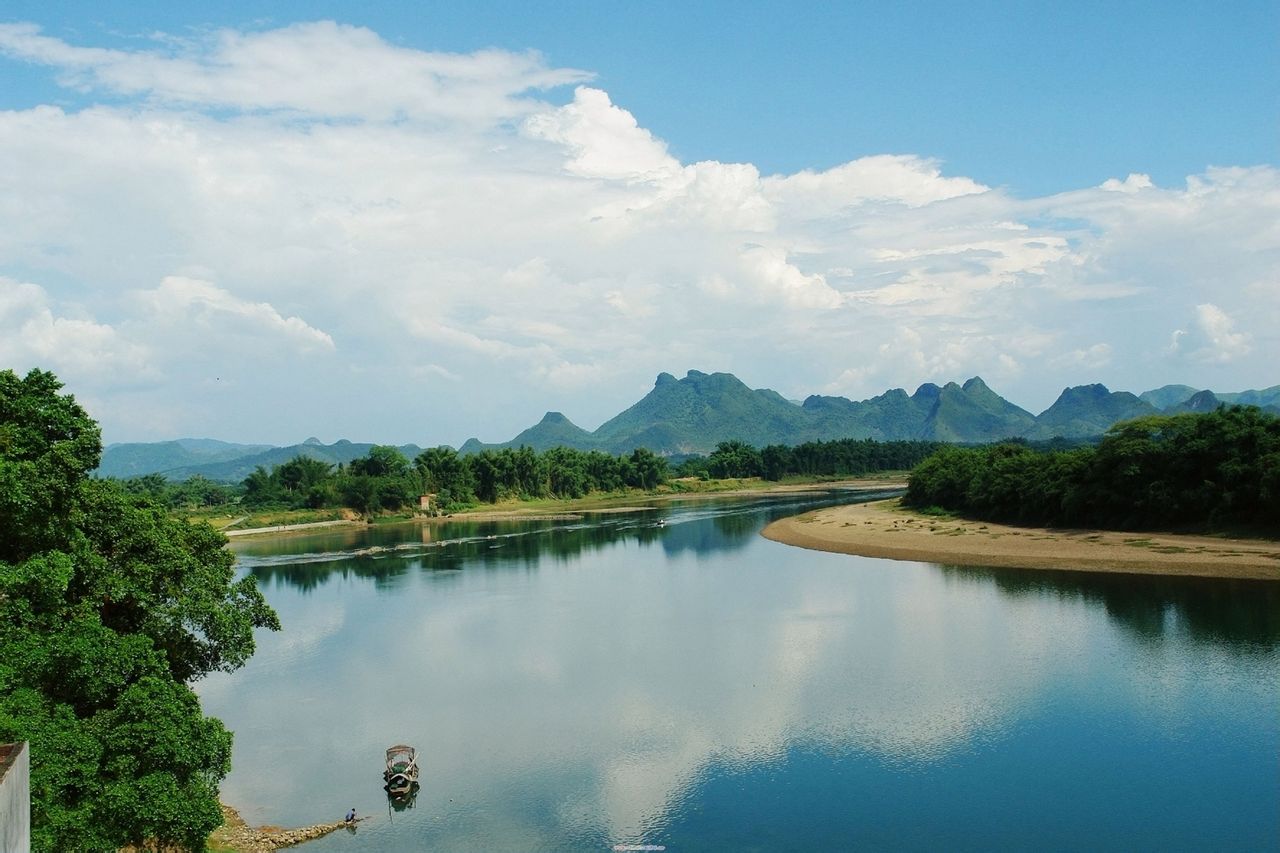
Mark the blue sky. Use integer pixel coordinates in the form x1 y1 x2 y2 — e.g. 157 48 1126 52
0 3 1276 443
7 1 1275 195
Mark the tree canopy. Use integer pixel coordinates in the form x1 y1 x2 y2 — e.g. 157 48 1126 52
905 406 1280 532
0 368 280 852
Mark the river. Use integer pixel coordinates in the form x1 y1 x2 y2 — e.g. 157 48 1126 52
198 489 1280 851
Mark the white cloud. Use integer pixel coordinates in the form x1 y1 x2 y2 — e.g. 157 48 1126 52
0 277 152 384
1169 303 1251 364
766 154 988 212
0 22 591 123
524 86 679 183
1051 343 1114 370
0 22 1276 443
135 277 335 351
1100 173 1154 193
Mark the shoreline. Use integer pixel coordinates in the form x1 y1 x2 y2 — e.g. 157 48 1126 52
762 499 1280 580
223 478 906 540
208 802 362 851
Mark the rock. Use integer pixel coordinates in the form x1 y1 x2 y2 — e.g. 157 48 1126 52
209 804 366 851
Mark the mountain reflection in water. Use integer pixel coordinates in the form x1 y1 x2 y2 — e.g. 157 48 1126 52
204 490 1279 852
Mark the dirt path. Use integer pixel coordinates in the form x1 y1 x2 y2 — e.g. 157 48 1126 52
762 499 1280 580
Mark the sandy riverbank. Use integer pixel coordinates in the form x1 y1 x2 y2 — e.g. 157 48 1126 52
762 499 1280 580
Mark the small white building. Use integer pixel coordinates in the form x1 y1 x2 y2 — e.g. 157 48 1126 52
0 742 29 853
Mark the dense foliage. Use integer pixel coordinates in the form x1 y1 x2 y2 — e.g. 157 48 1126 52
241 435 935 514
241 444 671 512
116 472 239 508
0 368 280 852
905 406 1280 532
676 438 943 481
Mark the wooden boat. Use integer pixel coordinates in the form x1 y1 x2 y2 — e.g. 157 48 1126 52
383 744 420 796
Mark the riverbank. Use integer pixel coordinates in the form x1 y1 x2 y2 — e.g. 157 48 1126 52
221 477 907 538
762 499 1280 580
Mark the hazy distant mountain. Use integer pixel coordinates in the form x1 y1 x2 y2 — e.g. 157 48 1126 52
462 371 812 455
1138 384 1200 410
1218 385 1280 408
1168 389 1223 414
459 411 595 454
591 371 810 453
801 385 954 441
922 377 1037 442
464 371 1041 455
102 371 1280 479
1025 384 1156 440
1139 383 1280 411
98 439 422 482
466 371 1280 455
97 438 273 479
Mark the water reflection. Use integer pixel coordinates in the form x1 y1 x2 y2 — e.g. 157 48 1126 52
234 490 903 592
204 491 1280 852
937 564 1280 648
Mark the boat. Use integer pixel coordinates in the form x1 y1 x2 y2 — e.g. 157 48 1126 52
383 744 420 797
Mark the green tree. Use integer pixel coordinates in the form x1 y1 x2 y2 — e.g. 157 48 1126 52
627 447 668 490
350 444 410 478
707 440 762 479
0 368 280 852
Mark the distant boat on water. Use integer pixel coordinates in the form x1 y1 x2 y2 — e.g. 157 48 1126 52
383 744 420 797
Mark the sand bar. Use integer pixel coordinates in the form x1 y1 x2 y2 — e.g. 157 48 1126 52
762 499 1280 580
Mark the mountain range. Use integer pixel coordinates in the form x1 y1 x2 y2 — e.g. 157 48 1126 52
97 437 423 483
98 371 1279 481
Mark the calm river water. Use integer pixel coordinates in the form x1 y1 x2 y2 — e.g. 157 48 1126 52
199 490 1280 852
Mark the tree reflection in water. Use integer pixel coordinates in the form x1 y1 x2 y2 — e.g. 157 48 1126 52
937 564 1280 648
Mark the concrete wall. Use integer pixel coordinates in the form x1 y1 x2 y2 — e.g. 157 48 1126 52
0 742 30 853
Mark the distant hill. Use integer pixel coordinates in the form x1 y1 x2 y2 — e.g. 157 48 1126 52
1139 384 1280 412
593 370 810 453
464 371 813 455
459 412 595 454
101 371 1280 479
1138 384 1200 410
1168 389 1223 414
466 371 1280 455
1218 385 1280 408
97 438 273 479
1025 384 1156 440
468 371 1038 455
922 377 1036 442
99 439 423 483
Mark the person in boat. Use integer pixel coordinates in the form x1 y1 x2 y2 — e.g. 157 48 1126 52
345 807 356 823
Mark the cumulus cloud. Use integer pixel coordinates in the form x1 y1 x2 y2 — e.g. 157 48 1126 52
0 22 1276 442
525 87 680 183
1051 343 1114 370
766 154 988 211
0 277 152 384
135 277 335 351
1169 303 1252 364
1100 173 1154 193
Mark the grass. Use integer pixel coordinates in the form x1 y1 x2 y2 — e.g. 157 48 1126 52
913 505 960 519
182 506 351 530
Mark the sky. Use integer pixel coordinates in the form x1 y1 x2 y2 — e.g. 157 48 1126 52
0 1 1277 446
